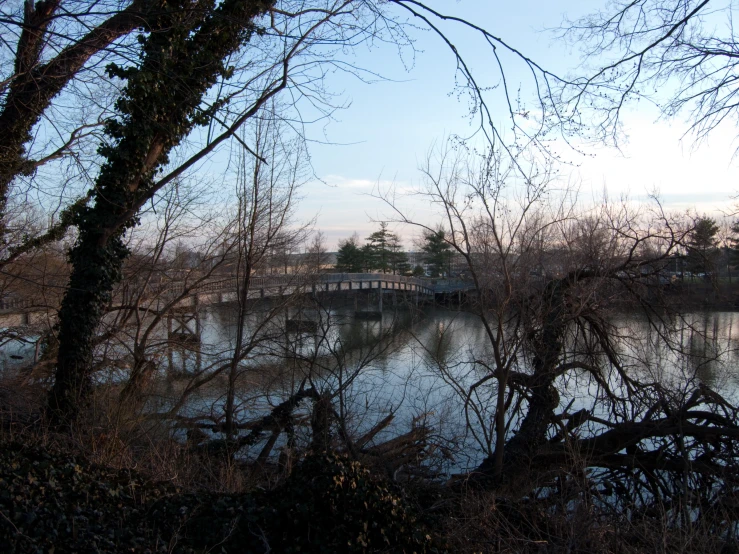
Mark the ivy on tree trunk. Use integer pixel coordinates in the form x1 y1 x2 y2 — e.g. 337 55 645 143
48 0 276 423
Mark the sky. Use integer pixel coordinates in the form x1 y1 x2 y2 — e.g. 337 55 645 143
285 0 739 249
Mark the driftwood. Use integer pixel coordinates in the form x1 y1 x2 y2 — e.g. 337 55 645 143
192 387 320 457
182 391 437 481
356 413 437 477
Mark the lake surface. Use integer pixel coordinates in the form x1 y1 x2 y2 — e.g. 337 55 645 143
161 300 739 471
3 299 737 471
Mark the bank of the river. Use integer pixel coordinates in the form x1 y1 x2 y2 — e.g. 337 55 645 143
0 437 441 553
665 280 739 309
1 428 734 553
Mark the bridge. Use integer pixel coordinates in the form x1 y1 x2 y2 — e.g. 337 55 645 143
0 273 476 324
0 273 476 369
160 273 474 306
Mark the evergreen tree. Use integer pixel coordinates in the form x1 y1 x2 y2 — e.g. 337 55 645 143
360 243 376 272
386 230 409 275
421 229 453 277
393 251 411 276
687 217 720 278
365 222 404 274
335 234 364 273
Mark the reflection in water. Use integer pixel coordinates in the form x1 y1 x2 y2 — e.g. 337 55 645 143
155 301 739 470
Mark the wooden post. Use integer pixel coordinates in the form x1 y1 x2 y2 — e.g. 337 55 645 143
33 337 41 364
195 297 202 371
167 314 174 372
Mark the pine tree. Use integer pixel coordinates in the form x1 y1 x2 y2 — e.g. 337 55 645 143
421 229 453 277
687 217 719 278
335 234 364 273
365 222 404 274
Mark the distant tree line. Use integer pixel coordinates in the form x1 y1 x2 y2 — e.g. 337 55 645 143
334 223 453 277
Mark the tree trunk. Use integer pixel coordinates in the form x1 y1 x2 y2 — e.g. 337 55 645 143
478 280 566 490
46 0 276 424
48 227 127 419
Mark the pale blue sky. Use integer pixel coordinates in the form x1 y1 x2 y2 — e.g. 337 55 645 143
287 1 739 248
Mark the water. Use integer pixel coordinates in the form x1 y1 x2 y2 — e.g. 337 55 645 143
149 300 739 472
3 300 736 472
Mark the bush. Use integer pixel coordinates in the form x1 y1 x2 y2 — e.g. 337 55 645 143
243 452 442 553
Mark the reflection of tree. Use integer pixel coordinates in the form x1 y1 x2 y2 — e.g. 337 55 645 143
686 313 722 387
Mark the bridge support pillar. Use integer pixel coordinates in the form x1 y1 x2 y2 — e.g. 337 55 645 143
166 300 202 374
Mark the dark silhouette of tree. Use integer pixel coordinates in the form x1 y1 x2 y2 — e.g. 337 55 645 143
360 243 376 272
420 228 453 277
335 234 364 273
48 0 281 423
392 250 411 275
378 142 739 518
365 222 402 274
687 216 719 277
729 220 739 270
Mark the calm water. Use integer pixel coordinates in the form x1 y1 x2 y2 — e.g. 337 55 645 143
3 301 737 470
160 301 739 471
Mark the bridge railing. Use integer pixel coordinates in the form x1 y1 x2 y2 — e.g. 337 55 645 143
0 297 33 312
161 273 436 295
155 273 481 299
319 273 428 286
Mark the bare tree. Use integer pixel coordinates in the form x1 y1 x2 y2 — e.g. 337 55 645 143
44 0 411 422
557 0 739 148
221 114 309 436
306 231 329 275
380 141 739 532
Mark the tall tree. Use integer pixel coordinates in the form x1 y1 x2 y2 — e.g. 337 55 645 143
420 229 453 277
306 231 329 274
360 243 376 273
687 216 719 277
48 0 279 422
335 233 364 273
365 222 403 274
